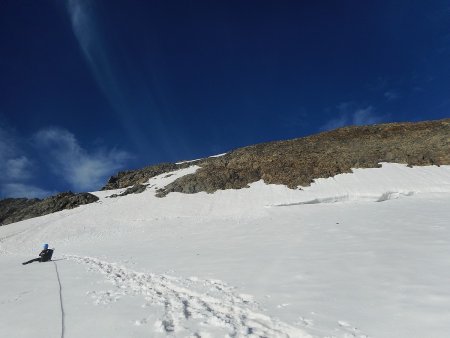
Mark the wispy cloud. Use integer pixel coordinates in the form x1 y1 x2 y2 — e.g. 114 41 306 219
0 125 18 159
0 125 52 198
1 183 54 199
67 0 99 66
0 124 132 199
368 77 401 101
5 156 32 180
384 90 399 101
66 0 112 95
352 106 382 125
320 114 348 131
321 103 386 131
65 1 177 159
33 127 132 191
65 1 154 150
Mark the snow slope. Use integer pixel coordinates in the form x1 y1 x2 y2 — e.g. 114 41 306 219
1 163 450 338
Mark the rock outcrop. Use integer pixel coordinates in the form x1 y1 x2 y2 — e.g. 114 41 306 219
102 162 196 190
108 184 148 198
99 118 450 197
156 118 450 196
0 192 99 225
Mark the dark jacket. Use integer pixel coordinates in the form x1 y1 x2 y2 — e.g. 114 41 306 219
39 249 54 262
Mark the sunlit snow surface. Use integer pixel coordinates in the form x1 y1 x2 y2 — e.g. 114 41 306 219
1 163 450 337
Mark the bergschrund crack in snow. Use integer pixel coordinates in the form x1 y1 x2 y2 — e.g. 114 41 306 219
65 255 311 338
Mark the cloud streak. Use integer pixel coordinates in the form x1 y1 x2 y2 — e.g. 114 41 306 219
65 1 178 160
384 90 399 101
33 127 132 191
5 156 32 180
66 0 117 101
1 183 54 199
321 103 386 131
0 125 52 198
65 2 149 149
0 124 132 198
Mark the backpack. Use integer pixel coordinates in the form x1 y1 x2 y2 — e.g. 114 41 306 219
40 249 54 262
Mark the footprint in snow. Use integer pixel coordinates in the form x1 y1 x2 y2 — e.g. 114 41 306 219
337 320 369 338
66 254 312 338
296 316 314 327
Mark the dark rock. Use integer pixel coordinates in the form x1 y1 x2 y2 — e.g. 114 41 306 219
0 192 99 225
102 162 197 190
109 184 147 198
0 198 40 225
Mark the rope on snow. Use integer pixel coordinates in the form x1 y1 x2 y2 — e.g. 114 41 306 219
53 261 65 338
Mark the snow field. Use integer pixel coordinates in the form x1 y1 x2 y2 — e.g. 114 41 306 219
1 163 450 337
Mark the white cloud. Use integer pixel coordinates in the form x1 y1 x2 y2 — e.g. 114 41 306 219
1 183 53 199
33 127 131 191
0 125 42 198
321 104 385 131
1 124 130 198
320 114 348 131
67 0 99 67
352 106 382 125
0 125 17 160
0 126 32 181
5 156 32 180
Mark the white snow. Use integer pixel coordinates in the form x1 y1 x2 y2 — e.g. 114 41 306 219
176 152 226 165
1 163 450 337
208 152 227 158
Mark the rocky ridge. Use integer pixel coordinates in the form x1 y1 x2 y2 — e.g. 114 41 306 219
0 192 99 225
1 118 449 225
105 118 450 197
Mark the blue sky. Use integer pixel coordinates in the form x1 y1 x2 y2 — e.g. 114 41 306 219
0 0 449 198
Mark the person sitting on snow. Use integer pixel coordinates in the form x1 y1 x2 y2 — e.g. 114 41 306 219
22 244 54 265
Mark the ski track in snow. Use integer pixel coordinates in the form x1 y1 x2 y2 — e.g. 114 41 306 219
66 255 311 338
